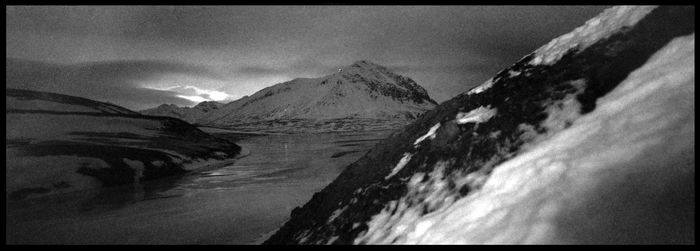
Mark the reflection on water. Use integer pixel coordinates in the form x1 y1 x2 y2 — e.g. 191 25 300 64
6 130 391 244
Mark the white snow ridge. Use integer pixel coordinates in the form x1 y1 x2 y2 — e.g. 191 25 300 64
530 6 656 65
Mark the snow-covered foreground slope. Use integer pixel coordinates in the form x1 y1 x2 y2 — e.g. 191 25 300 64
6 89 241 200
358 33 695 245
140 101 223 124
196 60 437 132
264 6 694 244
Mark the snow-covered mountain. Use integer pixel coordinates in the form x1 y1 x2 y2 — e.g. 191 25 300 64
6 88 241 200
264 6 694 244
196 60 437 132
140 101 223 123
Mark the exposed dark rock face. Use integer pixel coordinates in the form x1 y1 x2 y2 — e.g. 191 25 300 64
264 6 694 245
342 61 437 105
193 101 223 113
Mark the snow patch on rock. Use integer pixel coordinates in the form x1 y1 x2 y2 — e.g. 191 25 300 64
328 206 349 223
508 70 521 78
386 153 413 179
467 79 495 95
455 106 497 125
413 123 441 146
358 161 466 244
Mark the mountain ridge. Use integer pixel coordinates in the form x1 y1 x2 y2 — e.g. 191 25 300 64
142 60 437 131
140 100 223 123
197 60 437 131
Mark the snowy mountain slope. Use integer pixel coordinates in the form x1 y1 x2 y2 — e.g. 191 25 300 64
264 6 694 244
196 60 437 132
140 101 223 123
6 89 241 200
7 88 140 116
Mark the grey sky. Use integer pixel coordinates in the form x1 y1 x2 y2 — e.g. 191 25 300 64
6 5 609 110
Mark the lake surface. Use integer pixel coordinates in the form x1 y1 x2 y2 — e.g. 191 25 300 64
5 129 391 244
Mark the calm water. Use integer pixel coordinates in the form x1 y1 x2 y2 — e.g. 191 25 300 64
5 130 391 244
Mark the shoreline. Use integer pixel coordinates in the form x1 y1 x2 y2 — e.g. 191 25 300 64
183 146 252 174
6 147 253 204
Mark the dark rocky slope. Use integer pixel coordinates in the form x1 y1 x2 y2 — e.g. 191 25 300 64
264 6 694 244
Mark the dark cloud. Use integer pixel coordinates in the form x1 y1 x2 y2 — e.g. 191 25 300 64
4 58 226 110
389 60 502 75
6 6 120 35
236 65 283 76
72 60 225 82
451 6 610 62
7 6 611 105
234 58 338 78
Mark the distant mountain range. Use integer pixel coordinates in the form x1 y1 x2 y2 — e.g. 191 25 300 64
140 101 224 123
141 60 438 132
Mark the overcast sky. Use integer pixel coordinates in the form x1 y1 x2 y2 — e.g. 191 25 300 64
6 5 609 110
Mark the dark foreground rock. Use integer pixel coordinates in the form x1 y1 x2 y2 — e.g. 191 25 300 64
264 6 694 244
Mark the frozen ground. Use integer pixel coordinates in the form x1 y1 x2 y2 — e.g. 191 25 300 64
5 130 390 244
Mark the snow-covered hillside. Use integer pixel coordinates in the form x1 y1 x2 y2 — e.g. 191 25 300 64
140 101 223 123
196 60 437 132
6 89 241 200
264 6 694 244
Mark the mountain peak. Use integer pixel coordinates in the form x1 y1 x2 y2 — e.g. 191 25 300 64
194 100 222 107
342 60 389 72
194 59 438 127
193 100 223 112
156 103 179 109
351 60 381 67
